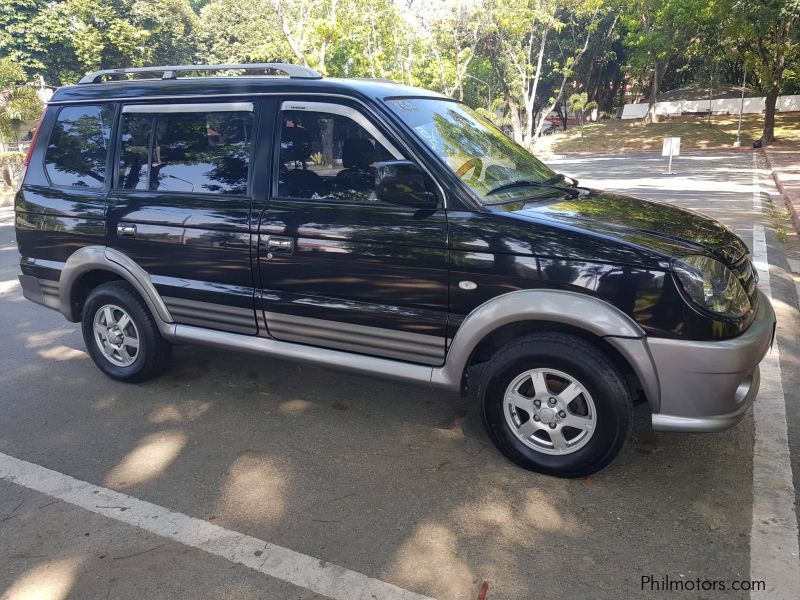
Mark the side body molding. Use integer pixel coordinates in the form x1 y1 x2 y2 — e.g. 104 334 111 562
58 246 175 334
55 253 661 408
431 290 661 409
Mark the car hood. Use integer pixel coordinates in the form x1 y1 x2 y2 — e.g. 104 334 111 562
500 189 748 264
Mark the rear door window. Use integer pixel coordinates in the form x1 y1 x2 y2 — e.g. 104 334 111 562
45 105 113 188
117 103 253 195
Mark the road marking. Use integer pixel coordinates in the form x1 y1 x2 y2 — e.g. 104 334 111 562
0 453 432 600
749 152 800 598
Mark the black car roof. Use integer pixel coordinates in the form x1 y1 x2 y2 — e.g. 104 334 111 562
49 76 448 104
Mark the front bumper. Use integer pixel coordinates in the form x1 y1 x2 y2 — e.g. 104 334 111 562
648 289 775 432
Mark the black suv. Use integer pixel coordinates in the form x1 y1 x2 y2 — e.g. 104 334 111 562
15 63 775 477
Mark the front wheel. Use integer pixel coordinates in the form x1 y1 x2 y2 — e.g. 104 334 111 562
477 333 632 478
81 281 171 382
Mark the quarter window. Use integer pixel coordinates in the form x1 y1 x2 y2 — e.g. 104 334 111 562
45 105 113 188
278 109 397 202
117 106 253 195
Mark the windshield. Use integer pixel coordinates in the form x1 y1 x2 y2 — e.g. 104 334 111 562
385 97 563 203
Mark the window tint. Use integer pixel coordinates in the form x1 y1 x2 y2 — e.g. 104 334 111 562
45 105 112 188
278 110 396 202
119 114 152 190
117 108 253 195
151 111 252 194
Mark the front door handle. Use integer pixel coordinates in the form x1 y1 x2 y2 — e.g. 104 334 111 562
117 224 137 238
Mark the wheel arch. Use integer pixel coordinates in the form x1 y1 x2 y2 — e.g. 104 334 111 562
432 289 660 410
59 246 173 330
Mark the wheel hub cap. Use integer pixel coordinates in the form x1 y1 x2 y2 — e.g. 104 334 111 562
93 304 140 367
503 367 597 456
538 407 556 423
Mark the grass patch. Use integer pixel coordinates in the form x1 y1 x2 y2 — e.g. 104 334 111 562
536 112 800 155
765 195 790 244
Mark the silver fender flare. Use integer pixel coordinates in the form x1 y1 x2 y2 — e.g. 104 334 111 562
59 246 174 333
431 289 661 409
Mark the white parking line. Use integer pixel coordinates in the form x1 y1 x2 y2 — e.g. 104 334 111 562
0 453 432 600
749 152 800 598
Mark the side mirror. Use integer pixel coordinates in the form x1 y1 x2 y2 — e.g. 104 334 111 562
375 160 437 209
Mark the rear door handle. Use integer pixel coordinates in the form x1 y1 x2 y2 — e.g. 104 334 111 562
268 237 294 251
117 224 137 238
261 236 294 259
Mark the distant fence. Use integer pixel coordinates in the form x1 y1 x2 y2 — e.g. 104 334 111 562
621 95 800 119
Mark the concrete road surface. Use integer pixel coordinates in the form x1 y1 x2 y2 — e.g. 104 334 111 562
1 149 798 599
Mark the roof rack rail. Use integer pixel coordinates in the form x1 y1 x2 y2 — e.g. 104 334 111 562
78 63 323 85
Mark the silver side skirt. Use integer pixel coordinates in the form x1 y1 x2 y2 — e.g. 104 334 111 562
264 311 445 366
170 324 446 390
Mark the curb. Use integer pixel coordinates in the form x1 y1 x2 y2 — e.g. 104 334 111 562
544 145 757 157
763 150 800 233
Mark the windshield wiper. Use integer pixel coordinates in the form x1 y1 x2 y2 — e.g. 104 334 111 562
486 178 579 198
542 173 580 187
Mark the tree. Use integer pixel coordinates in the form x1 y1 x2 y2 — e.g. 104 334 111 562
481 0 604 149
194 0 293 64
0 57 42 155
621 0 710 123
413 0 486 99
132 0 199 66
567 91 597 137
720 0 799 144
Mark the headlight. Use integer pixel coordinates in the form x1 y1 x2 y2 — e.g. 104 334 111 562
672 255 750 318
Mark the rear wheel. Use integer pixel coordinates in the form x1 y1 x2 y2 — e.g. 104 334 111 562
81 281 171 382
477 333 632 478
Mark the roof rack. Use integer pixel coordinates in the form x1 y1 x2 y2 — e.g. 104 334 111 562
78 63 323 85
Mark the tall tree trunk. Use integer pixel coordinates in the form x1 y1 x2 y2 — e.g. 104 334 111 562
507 94 523 144
523 29 549 148
531 13 596 144
762 87 779 143
648 60 660 123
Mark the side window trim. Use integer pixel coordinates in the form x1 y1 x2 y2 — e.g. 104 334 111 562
122 102 254 114
279 100 402 160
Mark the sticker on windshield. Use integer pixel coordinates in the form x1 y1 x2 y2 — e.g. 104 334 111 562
387 100 418 112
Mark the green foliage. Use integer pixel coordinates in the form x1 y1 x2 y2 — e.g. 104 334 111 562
567 92 598 138
0 150 25 166
195 0 292 63
0 56 27 88
0 58 43 146
133 0 199 66
0 0 795 145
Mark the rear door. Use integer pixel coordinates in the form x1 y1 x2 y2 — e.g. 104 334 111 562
257 99 449 365
108 101 258 334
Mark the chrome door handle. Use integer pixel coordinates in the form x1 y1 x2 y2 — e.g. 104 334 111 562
268 237 293 250
117 224 137 238
260 236 294 260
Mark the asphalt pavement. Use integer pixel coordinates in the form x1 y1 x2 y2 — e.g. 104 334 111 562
1 149 798 600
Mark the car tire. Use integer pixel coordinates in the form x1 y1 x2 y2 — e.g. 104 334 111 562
477 332 632 478
81 281 171 382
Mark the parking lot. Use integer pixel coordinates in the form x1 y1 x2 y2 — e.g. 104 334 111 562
1 150 799 599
